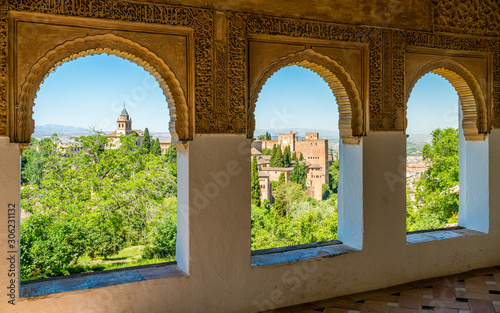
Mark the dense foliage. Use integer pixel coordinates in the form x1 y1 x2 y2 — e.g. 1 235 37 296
251 196 338 250
407 128 459 231
20 133 177 279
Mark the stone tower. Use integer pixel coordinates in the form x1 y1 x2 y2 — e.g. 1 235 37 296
117 104 132 135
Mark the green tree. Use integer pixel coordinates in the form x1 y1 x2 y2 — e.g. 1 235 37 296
299 153 304 161
265 131 272 140
409 128 459 231
20 132 177 279
283 146 291 167
142 215 177 259
251 155 261 206
290 161 307 189
270 144 278 167
151 138 162 156
164 143 177 164
21 137 58 186
273 173 287 215
164 143 177 178
270 145 284 167
291 152 297 161
139 128 151 154
262 148 272 155
274 180 306 216
329 159 340 193
257 135 266 140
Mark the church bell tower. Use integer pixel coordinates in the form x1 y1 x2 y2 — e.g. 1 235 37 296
117 103 132 135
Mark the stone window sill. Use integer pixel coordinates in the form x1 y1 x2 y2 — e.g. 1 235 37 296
20 261 186 298
251 240 359 266
406 226 485 245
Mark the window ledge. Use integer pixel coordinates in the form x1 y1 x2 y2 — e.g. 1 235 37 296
406 226 485 245
20 261 186 298
251 240 359 266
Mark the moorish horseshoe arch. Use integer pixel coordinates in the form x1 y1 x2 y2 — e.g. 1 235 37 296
248 49 364 144
13 33 189 145
405 59 488 141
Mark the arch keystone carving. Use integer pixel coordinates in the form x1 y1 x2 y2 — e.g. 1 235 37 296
406 59 488 141
13 34 189 144
248 49 364 144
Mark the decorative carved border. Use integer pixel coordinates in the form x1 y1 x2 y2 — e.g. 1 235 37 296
3 0 500 136
404 31 498 130
0 3 7 136
15 34 188 144
248 49 363 144
433 0 500 37
406 59 488 141
226 12 246 134
6 0 215 137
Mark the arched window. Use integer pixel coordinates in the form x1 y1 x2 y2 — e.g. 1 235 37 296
406 73 459 231
249 51 364 258
251 65 340 252
406 63 489 240
20 53 179 281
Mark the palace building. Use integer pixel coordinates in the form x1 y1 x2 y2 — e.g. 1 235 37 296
253 131 330 201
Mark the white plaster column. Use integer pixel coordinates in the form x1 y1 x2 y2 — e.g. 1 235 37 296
180 134 252 301
458 109 489 233
0 138 21 309
362 132 407 250
338 139 363 249
175 142 189 272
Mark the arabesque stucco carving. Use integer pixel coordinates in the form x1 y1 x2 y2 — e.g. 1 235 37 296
0 0 498 139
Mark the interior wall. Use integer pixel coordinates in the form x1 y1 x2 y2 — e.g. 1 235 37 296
1 133 499 313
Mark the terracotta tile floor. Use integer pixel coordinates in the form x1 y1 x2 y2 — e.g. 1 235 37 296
267 266 500 313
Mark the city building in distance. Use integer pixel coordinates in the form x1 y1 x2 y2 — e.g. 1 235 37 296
252 131 332 201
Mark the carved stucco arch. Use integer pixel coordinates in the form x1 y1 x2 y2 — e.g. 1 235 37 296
248 49 364 144
406 59 488 141
15 34 189 145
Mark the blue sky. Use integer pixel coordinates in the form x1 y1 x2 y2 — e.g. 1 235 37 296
34 54 169 133
34 55 458 135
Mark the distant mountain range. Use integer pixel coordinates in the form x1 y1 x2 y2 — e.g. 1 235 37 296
32 124 171 141
35 124 91 133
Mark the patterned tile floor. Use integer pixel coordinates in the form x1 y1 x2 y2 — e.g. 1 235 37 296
267 266 500 313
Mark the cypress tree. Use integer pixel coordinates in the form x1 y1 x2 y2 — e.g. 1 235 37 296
251 155 261 207
275 145 284 167
278 172 285 186
265 131 271 140
139 128 151 154
290 161 307 189
299 153 304 161
283 146 291 167
270 144 278 167
165 143 177 164
151 138 161 156
274 172 286 216
291 152 297 161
